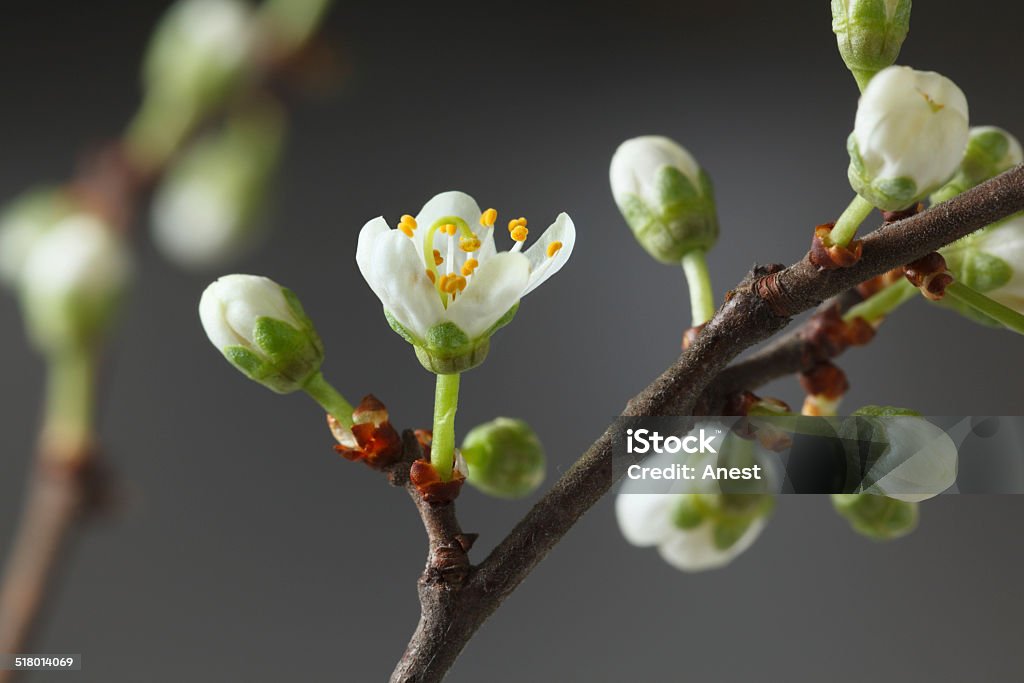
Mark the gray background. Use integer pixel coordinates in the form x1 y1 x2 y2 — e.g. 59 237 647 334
1 0 1023 680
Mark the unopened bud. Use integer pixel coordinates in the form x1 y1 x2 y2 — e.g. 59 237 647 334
831 0 911 90
832 493 918 540
0 187 76 287
931 126 1024 204
461 417 545 499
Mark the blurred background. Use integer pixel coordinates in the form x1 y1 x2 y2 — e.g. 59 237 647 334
1 0 1023 680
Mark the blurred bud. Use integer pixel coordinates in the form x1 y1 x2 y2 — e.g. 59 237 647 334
609 135 719 264
143 0 255 112
940 213 1024 324
460 417 545 498
842 408 957 501
0 187 76 287
847 66 969 211
931 126 1024 204
20 215 133 353
831 0 911 90
199 274 324 393
152 103 285 269
832 493 918 540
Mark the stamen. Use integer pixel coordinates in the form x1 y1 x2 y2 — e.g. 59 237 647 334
510 226 528 242
459 235 481 252
443 223 458 236
508 217 527 233
547 241 563 258
461 258 479 276
433 249 444 266
426 269 436 284
481 209 497 227
398 214 417 237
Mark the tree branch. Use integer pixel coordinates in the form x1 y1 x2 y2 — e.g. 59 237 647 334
389 165 1024 682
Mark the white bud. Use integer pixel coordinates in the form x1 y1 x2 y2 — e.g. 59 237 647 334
848 66 969 211
20 215 132 352
0 188 75 287
942 213 1024 320
858 417 958 502
199 274 324 393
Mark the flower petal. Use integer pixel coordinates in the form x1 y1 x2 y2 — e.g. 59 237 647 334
657 518 766 573
521 212 575 297
615 493 678 547
356 216 390 280
414 191 484 267
445 251 529 339
365 229 445 340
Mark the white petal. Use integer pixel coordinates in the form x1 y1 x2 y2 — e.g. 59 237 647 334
980 215 1024 312
199 274 289 351
521 212 575 297
862 417 958 502
615 493 679 547
609 136 701 209
414 191 484 268
444 251 529 339
366 229 445 339
356 216 390 287
657 518 766 573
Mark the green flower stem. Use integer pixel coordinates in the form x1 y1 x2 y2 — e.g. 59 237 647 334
852 69 874 93
42 347 98 461
431 372 461 481
945 282 1024 335
830 194 876 248
681 249 716 326
302 371 355 428
843 278 917 324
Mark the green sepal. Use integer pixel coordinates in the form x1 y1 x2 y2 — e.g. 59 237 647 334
384 308 424 346
671 495 705 530
848 135 923 211
223 344 268 379
483 303 519 338
832 493 918 540
938 243 1013 326
620 166 718 264
852 405 922 417
712 515 755 551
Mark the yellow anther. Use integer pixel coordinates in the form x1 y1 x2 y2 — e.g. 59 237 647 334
433 249 444 266
438 273 452 292
398 214 417 237
461 258 479 276
511 225 528 242
507 217 527 233
459 235 481 252
481 208 498 227
546 241 563 258
426 269 436 284
442 223 457 236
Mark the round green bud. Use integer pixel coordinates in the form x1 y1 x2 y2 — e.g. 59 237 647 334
609 136 719 264
831 0 911 90
832 493 918 540
931 126 1024 204
460 417 545 498
199 274 324 394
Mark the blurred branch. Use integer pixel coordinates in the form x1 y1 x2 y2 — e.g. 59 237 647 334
388 165 1024 682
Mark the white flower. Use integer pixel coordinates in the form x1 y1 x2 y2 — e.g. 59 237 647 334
859 417 958 502
941 214 1024 320
0 188 74 287
848 66 969 211
609 136 718 263
199 274 324 393
21 215 132 351
356 191 575 373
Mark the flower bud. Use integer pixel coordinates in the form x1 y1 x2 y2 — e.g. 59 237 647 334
609 136 719 264
0 187 76 287
460 417 545 498
940 213 1024 324
152 104 285 269
19 215 133 353
198 274 324 393
847 66 969 211
831 0 911 90
832 493 918 540
931 126 1024 204
143 0 255 112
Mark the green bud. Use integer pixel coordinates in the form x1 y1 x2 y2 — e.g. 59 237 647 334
152 102 285 269
460 417 546 498
610 136 719 264
832 493 918 540
932 126 1024 204
199 274 324 393
832 0 911 90
0 187 76 288
20 215 133 353
940 212 1024 325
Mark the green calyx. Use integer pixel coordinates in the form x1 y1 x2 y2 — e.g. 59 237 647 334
847 135 920 211
932 129 1020 204
832 493 918 540
671 493 774 551
620 166 719 264
832 0 911 88
386 304 519 375
461 417 546 499
939 236 1014 326
223 293 324 393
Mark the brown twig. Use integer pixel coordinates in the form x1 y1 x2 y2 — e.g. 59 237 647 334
388 165 1024 682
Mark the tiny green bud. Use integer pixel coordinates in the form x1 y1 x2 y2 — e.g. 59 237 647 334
0 187 76 288
199 274 324 393
460 417 546 498
831 0 911 90
20 215 133 353
832 493 918 540
931 126 1023 204
609 136 719 264
152 103 285 269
